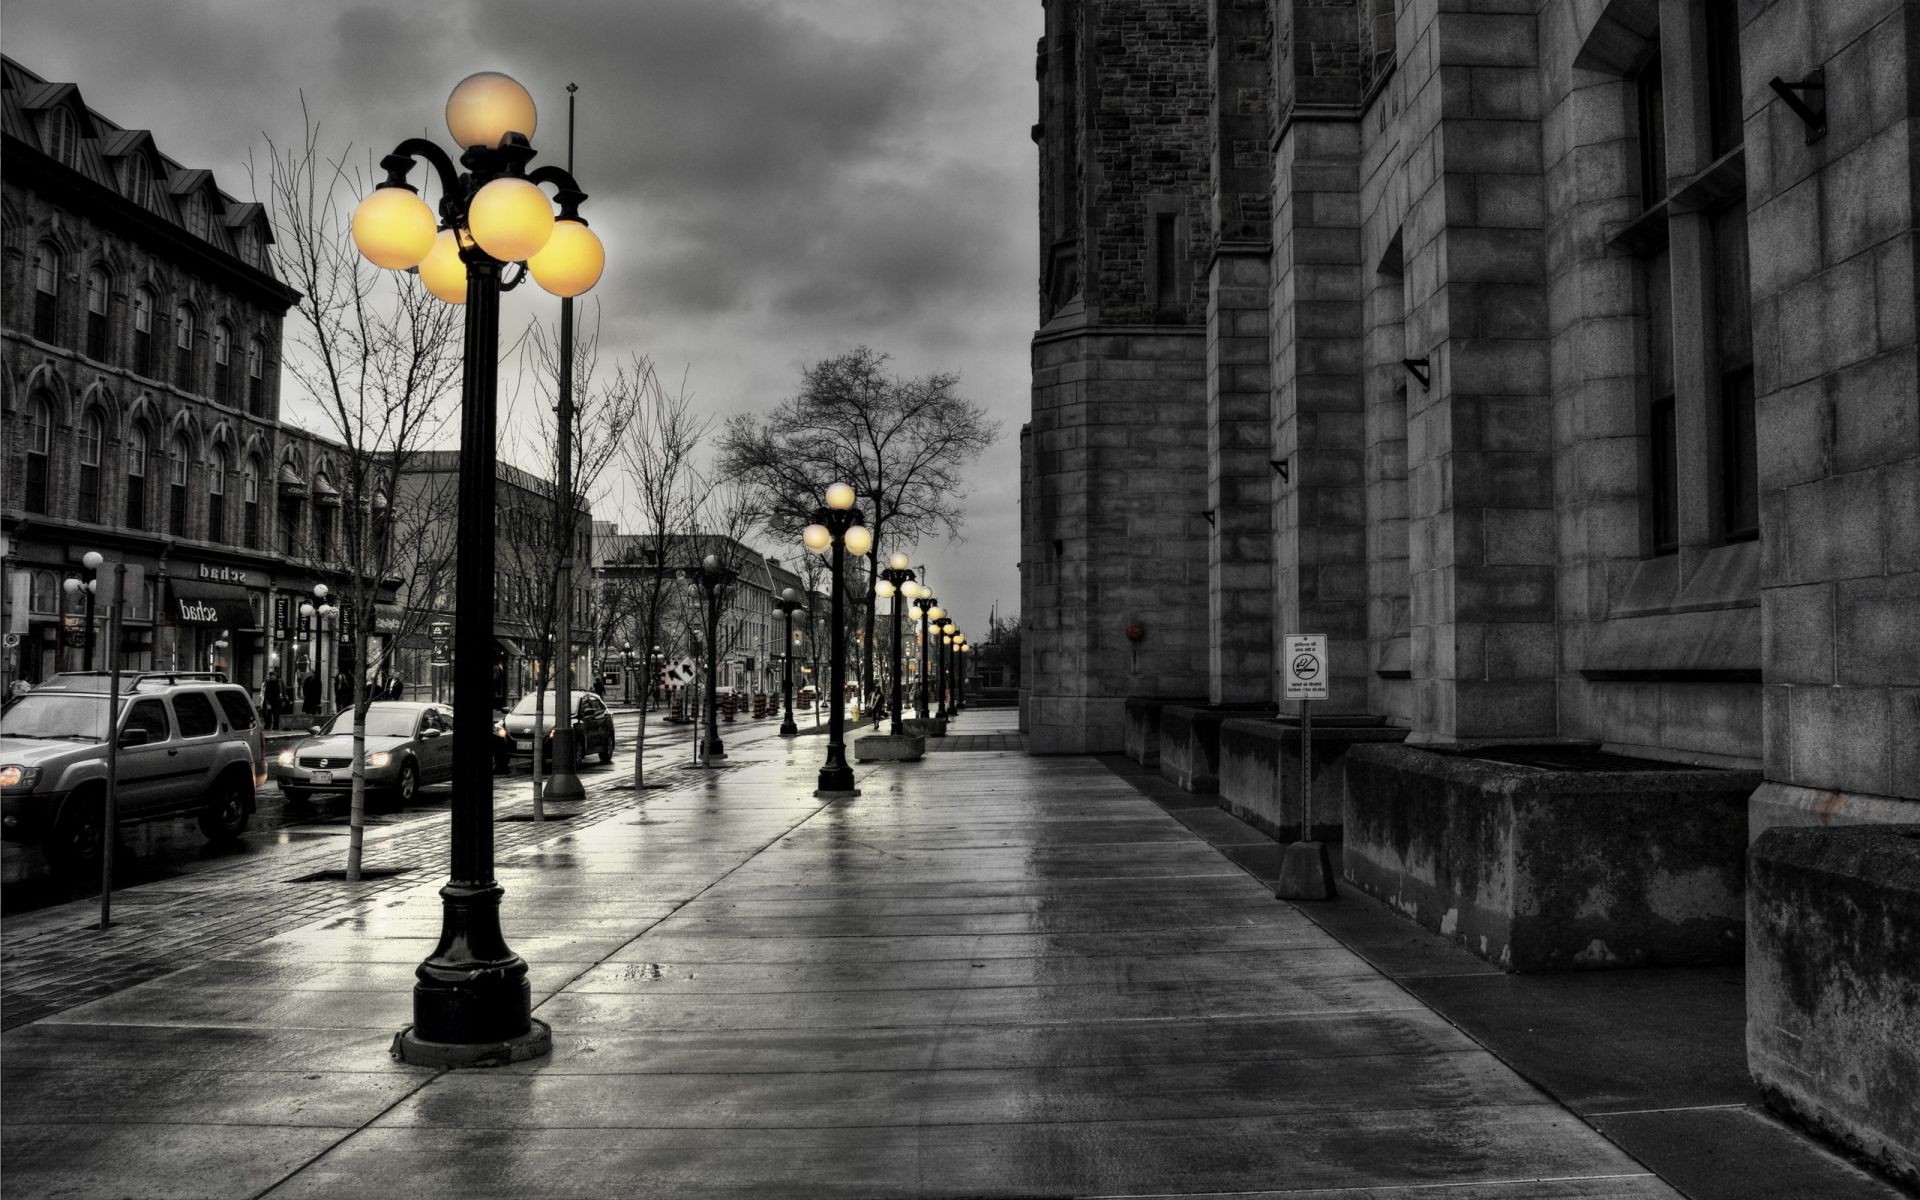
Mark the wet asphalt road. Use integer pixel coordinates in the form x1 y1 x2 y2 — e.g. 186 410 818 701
0 708 809 916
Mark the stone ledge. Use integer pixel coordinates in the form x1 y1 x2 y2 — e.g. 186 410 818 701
1122 696 1208 766
1157 703 1277 793
1342 742 1759 971
1218 716 1407 841
853 733 927 763
1748 824 1920 1191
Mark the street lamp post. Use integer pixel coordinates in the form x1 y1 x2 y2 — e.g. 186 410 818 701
950 631 967 714
687 554 735 764
622 641 633 706
801 483 872 795
875 555 917 736
299 586 337 719
773 587 806 738
63 550 125 929
352 69 605 1066
917 598 942 720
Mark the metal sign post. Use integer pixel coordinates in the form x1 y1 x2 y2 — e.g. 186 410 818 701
1276 633 1336 901
99 562 130 930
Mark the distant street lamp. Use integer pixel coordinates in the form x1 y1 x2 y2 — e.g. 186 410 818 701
351 68 604 1066
62 549 126 929
801 483 872 794
686 554 736 763
622 641 633 705
876 554 917 736
299 585 338 718
916 597 942 720
773 587 807 738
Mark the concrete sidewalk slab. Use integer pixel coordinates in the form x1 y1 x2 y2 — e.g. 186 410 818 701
3 709 1678 1198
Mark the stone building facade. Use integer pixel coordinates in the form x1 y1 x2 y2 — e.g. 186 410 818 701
2 55 299 693
1022 0 1918 820
1023 0 1918 1176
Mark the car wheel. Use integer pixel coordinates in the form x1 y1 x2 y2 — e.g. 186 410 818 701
44 791 106 870
598 728 614 764
198 774 252 842
394 761 418 806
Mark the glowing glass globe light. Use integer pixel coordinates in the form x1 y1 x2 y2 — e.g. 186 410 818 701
844 525 873 557
802 524 832 554
352 186 438 270
824 482 856 511
888 552 910 571
928 606 946 622
875 580 896 598
528 219 605 298
83 551 104 570
446 71 537 149
467 177 554 262
908 605 924 621
418 229 469 304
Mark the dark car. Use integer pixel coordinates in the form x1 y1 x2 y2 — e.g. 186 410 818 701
494 691 615 771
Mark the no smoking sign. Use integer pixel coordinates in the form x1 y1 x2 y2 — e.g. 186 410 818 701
1283 634 1328 701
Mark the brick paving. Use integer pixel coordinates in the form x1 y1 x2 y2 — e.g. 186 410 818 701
0 763 708 1030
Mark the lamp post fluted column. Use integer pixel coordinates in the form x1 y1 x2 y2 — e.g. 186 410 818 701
689 554 734 764
876 555 916 737
352 71 605 1067
774 588 805 738
917 597 938 720
802 484 871 796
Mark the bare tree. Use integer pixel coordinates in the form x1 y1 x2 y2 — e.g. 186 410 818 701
500 311 636 820
717 346 998 702
258 112 462 880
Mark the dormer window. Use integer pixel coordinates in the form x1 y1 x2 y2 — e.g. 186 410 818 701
124 154 152 207
45 108 77 167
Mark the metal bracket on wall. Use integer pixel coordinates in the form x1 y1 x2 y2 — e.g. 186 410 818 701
1402 358 1431 391
1768 68 1826 144
1200 509 1216 528
1269 460 1289 483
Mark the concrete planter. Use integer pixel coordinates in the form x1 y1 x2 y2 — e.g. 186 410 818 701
1123 697 1205 767
1157 704 1274 794
1748 824 1920 1190
901 717 946 739
854 733 927 763
1343 743 1758 972
1217 717 1407 841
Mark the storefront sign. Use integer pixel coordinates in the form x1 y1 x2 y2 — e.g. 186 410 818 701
197 563 254 587
169 578 257 629
273 595 292 638
373 604 404 634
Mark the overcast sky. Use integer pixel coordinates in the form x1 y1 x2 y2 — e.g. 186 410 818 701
8 0 1039 637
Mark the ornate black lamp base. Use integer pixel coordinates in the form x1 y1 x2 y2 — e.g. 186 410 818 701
393 1018 552 1068
779 721 799 737
815 763 858 798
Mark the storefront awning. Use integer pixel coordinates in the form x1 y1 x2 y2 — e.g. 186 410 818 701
169 578 258 629
495 637 523 658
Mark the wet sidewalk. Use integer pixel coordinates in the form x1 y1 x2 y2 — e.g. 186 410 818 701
0 710 1894 1197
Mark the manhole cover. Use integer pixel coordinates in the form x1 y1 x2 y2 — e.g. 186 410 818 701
287 867 415 883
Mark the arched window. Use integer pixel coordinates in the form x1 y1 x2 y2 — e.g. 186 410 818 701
312 473 336 561
124 153 151 207
24 397 52 514
126 423 150 529
246 337 266 415
133 286 156 376
29 570 59 614
85 266 110 359
243 457 262 548
212 322 233 405
168 435 191 536
33 244 60 342
45 108 77 167
173 304 195 389
78 410 104 524
208 447 229 543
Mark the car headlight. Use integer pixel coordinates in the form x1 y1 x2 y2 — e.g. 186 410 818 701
494 722 507 738
276 749 296 767
368 751 393 769
0 764 41 790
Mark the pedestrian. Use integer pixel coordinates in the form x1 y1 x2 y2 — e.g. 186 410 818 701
387 675 406 701
301 670 320 718
263 672 284 730
334 671 351 710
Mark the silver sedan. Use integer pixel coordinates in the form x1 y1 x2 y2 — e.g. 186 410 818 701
273 702 455 805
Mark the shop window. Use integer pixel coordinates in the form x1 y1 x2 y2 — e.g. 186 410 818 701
1713 203 1757 540
30 570 59 613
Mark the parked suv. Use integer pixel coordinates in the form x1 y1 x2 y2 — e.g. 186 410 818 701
0 672 265 867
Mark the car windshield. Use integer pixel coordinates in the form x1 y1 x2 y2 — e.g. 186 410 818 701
0 693 121 741
508 692 569 716
320 706 417 738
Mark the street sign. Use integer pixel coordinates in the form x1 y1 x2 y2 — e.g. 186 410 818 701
3 632 19 648
668 659 697 686
1283 634 1329 701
